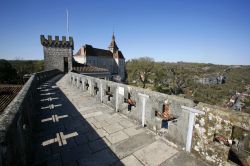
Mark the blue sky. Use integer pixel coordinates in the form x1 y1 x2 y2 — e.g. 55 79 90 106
0 0 249 65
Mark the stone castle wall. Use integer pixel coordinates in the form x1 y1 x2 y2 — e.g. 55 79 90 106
69 72 250 166
41 35 74 72
44 47 73 72
69 72 195 148
0 69 61 166
193 103 250 165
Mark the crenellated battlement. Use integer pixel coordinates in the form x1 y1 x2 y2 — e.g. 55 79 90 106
41 35 73 72
40 35 74 49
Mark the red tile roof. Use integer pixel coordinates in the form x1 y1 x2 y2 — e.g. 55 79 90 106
72 61 109 73
0 85 22 113
75 45 125 59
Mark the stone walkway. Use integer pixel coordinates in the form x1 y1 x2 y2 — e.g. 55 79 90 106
31 74 209 166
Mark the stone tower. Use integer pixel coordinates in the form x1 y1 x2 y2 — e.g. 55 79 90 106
40 35 74 72
108 33 125 81
108 32 119 53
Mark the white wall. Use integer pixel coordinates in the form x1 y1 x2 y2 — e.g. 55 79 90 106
86 56 118 74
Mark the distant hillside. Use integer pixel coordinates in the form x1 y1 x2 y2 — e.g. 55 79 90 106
126 58 250 113
9 60 44 74
0 59 44 84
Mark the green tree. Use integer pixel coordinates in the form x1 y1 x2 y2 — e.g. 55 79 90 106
126 57 154 88
168 68 185 95
9 60 44 83
0 59 18 84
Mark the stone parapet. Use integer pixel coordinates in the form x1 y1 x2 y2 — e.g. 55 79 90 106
0 69 61 166
69 72 250 166
69 72 195 148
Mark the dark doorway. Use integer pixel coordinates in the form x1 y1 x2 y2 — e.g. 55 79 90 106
64 57 68 73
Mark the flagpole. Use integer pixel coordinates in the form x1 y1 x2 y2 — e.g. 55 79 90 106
66 9 69 36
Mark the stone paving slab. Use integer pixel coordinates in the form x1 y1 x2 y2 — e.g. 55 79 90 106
119 155 143 166
159 151 210 166
78 105 110 115
82 111 103 118
106 130 129 144
119 119 136 128
95 128 109 137
123 126 145 137
134 140 178 166
74 134 88 145
85 117 97 124
46 153 62 166
102 137 112 147
89 138 109 153
91 148 118 165
60 144 92 165
94 113 113 122
86 131 101 142
110 132 156 159
77 158 101 166
92 120 111 129
103 123 124 134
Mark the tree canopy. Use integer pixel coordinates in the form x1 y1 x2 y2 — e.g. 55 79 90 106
126 57 154 88
126 58 250 113
0 59 18 84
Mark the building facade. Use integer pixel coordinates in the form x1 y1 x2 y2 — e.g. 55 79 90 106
73 33 125 81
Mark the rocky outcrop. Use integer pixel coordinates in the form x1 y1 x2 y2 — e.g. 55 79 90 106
195 75 226 85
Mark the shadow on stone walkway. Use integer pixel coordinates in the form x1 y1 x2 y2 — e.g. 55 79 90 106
31 75 122 166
